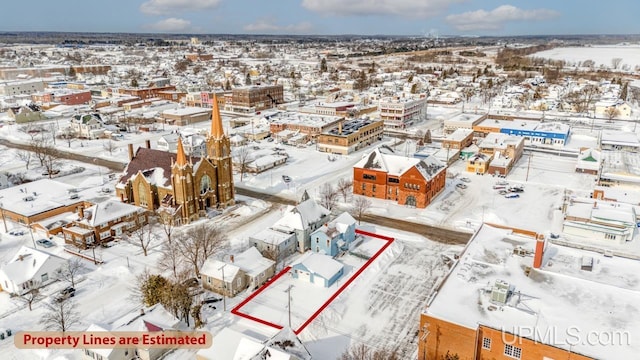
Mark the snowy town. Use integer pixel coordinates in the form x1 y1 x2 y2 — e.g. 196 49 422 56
0 33 639 360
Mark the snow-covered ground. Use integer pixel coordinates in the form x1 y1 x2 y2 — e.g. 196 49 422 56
531 45 640 70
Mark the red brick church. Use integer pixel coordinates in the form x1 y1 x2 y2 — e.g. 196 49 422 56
116 95 234 225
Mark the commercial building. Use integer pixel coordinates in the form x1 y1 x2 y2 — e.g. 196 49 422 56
317 118 384 155
419 223 639 360
228 85 284 113
379 96 427 129
269 112 343 139
353 147 447 208
474 118 570 146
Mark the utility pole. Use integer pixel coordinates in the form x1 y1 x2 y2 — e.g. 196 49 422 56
286 285 293 328
0 199 7 233
525 151 532 182
218 264 227 311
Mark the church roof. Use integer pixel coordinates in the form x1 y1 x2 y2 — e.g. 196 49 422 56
119 147 201 188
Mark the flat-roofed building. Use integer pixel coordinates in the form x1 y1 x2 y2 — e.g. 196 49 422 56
317 118 384 155
419 223 639 360
379 96 427 129
228 85 283 113
269 112 343 139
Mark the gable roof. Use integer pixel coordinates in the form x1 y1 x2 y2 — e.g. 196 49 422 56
119 147 202 187
294 253 343 280
354 147 445 180
0 246 67 285
79 200 143 227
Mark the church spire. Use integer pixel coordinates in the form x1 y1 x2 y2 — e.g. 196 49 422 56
210 94 224 139
176 136 187 166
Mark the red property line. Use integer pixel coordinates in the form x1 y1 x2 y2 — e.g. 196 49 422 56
231 265 292 330
294 229 394 334
231 229 394 334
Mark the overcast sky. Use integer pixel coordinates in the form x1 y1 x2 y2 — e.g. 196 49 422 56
1 0 638 36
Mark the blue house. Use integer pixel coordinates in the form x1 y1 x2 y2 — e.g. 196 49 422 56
292 253 344 288
310 212 357 257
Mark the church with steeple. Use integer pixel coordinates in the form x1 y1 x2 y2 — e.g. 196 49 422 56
115 95 235 225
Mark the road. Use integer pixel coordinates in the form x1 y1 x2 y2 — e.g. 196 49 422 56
0 138 472 245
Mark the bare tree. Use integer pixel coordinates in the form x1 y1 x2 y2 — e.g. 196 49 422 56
177 223 226 276
159 240 183 279
232 145 251 182
351 196 372 225
59 258 86 288
103 140 117 156
340 343 400 360
41 145 60 178
40 299 80 332
21 289 42 311
604 106 619 122
262 245 282 271
127 213 154 256
319 183 339 211
611 58 623 70
336 177 353 203
15 150 32 170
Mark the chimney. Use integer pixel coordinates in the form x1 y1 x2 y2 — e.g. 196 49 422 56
78 206 84 219
338 122 343 135
230 255 234 263
128 144 134 161
593 201 598 209
533 234 545 269
140 308 145 316
145 139 151 149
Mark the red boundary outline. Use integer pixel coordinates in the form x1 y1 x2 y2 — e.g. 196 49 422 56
231 229 394 335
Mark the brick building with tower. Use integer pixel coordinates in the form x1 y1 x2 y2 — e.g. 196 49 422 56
116 95 234 225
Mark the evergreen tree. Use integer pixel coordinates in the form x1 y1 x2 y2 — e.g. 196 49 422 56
320 58 328 72
245 73 251 85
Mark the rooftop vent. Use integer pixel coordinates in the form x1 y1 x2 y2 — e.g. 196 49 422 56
490 279 511 304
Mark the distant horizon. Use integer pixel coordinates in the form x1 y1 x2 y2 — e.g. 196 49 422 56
1 30 640 39
1 1 638 37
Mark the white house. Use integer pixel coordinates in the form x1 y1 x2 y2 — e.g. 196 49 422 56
291 252 344 288
0 246 67 295
82 304 181 360
70 113 105 139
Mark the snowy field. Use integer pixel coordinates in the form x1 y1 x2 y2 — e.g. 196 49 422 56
531 45 640 69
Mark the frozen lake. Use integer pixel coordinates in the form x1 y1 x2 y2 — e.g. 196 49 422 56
531 45 640 70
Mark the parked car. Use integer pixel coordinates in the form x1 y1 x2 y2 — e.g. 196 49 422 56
460 177 471 183
504 193 520 199
456 183 468 189
36 239 55 248
509 186 524 193
499 190 508 195
493 185 507 190
201 296 222 305
8 230 25 236
282 175 292 183
56 287 76 302
496 180 509 186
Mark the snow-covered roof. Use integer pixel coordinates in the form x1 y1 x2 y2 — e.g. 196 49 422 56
329 212 356 234
201 327 264 360
233 247 274 278
425 224 640 359
113 303 180 332
601 130 640 147
354 147 445 180
0 179 80 217
79 200 144 227
293 252 343 280
0 246 66 285
201 259 241 281
162 106 210 117
251 228 294 246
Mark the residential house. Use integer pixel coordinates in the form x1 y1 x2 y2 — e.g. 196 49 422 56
157 133 207 158
0 246 67 295
595 100 632 118
353 147 447 208
291 252 344 288
70 113 105 139
82 304 181 360
270 191 331 252
197 327 311 360
201 246 275 297
62 200 148 249
8 105 45 123
250 227 297 264
310 212 357 257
